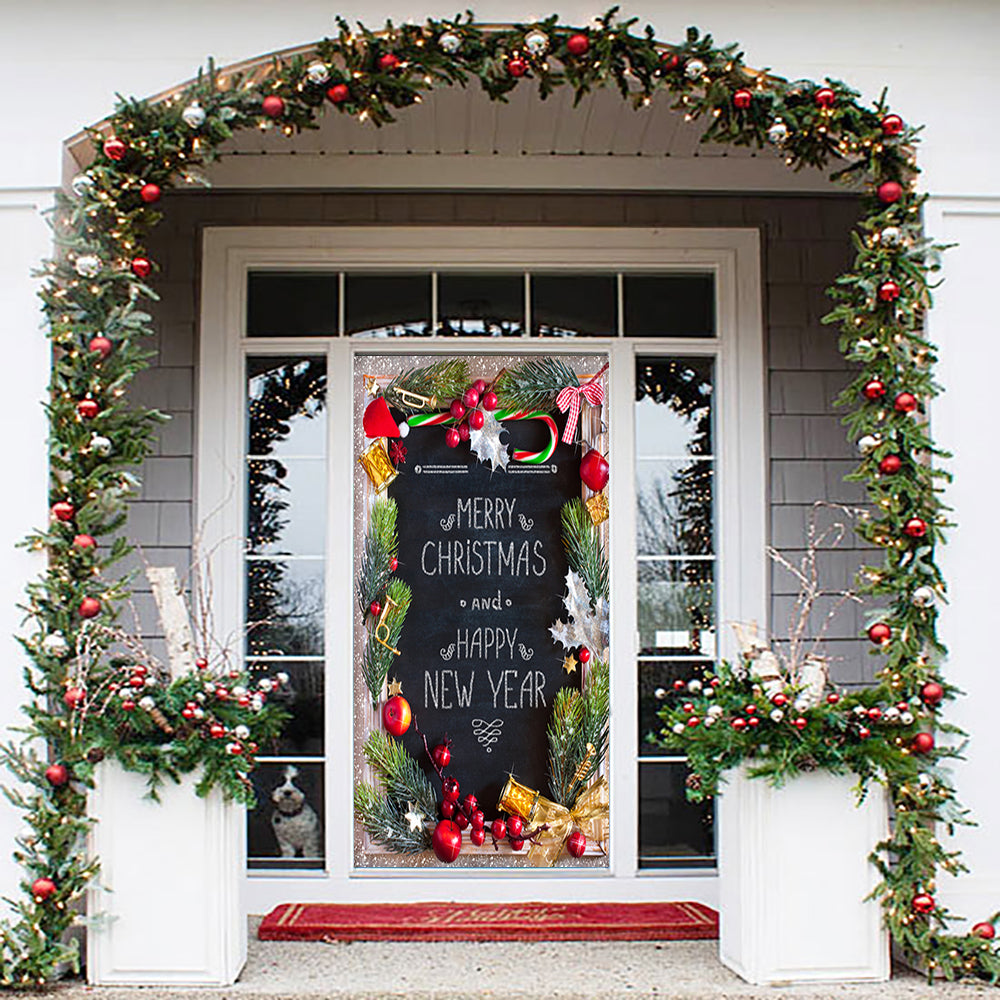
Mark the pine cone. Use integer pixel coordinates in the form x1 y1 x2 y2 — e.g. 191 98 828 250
86 748 106 764
685 773 702 791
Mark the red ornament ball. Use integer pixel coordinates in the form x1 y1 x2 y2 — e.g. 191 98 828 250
912 892 935 914
566 33 590 56
732 89 752 109
454 810 469 831
792 717 808 730
660 51 680 71
731 717 747 731
867 706 882 721
491 818 507 840
579 449 610 492
507 57 528 78
903 517 928 538
972 922 997 940
469 409 485 431
879 454 902 475
77 398 99 419
195 657 208 670
445 427 461 448
432 820 463 862
131 256 153 278
567 830 587 857
449 399 466 420
441 800 454 819
509 836 525 851
379 53 401 71
507 815 524 838
326 83 350 104
432 742 451 769
442 776 461 802
878 280 901 302
261 95 285 118
472 379 487 395
382 695 412 736
881 114 904 136
140 182 161 204
868 622 892 645
862 378 886 400
911 731 935 754
771 693 789 708
31 878 57 901
748 717 760 728
921 681 945 707
894 391 918 413
578 647 591 664
209 723 226 739
103 138 127 161
63 687 86 709
458 422 470 442
470 827 486 847
79 597 102 619
471 809 485 829
482 391 499 411
52 501 75 522
463 388 480 408
88 335 113 358
463 793 478 814
369 600 381 618
814 87 836 108
389 556 399 571
858 726 871 739
45 763 69 787
877 180 904 204
826 692 840 705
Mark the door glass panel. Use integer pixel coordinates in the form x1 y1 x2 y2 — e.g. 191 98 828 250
437 273 523 336
638 762 714 868
533 274 616 337
248 761 325 871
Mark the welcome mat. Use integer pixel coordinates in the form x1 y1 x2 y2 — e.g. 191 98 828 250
259 901 718 942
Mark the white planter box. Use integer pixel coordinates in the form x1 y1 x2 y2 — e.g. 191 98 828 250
87 762 246 986
717 765 889 985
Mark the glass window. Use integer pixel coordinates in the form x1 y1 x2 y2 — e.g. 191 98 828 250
624 274 715 338
638 762 714 868
247 272 338 338
437 273 523 337
247 760 325 871
533 274 617 337
346 273 431 338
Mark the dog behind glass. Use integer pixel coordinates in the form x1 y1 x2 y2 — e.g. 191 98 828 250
270 764 322 858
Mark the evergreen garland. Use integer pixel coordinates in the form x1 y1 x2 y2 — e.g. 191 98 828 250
360 577 412 708
561 499 609 610
381 359 470 413
494 357 579 412
7 5 991 983
357 497 398 616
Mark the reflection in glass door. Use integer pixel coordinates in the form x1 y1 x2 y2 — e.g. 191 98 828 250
635 356 716 868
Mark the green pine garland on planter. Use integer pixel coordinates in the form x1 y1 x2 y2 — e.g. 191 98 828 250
6 5 994 984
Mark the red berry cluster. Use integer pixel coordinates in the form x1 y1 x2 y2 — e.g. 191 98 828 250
443 377 499 449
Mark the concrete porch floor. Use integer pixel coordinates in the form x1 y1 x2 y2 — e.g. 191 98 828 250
48 919 996 1000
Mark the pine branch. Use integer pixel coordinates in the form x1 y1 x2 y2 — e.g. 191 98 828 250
495 357 579 412
562 499 609 610
382 359 470 413
362 730 436 816
357 498 398 615
354 783 432 853
360 578 412 707
546 686 585 807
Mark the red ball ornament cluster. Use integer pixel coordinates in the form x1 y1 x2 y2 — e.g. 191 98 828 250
444 377 494 448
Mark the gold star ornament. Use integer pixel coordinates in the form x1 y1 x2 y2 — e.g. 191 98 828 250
387 678 403 697
561 653 578 674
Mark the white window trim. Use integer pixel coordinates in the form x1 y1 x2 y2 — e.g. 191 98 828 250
198 226 765 912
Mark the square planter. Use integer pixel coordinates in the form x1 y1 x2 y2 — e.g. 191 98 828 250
87 762 246 986
717 764 889 985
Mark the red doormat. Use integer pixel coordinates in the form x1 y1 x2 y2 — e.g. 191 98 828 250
259 901 718 942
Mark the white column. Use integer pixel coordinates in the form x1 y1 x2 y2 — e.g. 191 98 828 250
926 197 1000 928
0 189 55 908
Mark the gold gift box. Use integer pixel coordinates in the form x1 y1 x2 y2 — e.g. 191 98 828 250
498 775 540 823
585 491 609 526
358 438 398 493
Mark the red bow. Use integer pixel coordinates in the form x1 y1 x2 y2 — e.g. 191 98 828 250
555 379 605 445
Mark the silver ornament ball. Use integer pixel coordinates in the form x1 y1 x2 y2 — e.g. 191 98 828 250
672 723 686 735
857 434 881 455
438 30 461 54
912 585 936 607
767 119 789 145
306 61 330 85
90 434 112 456
770 709 784 722
71 173 94 198
654 687 667 700
74 254 102 278
686 678 702 693
684 58 706 80
42 633 69 657
880 226 903 247
900 711 915 725
182 102 207 129
524 29 549 56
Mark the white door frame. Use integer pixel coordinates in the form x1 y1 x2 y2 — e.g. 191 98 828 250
198 226 766 911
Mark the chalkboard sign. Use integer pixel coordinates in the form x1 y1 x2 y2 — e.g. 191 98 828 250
390 419 582 809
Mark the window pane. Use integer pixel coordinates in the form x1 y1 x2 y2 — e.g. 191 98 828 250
637 560 715 657
533 274 616 337
248 660 325 756
638 660 710 755
346 273 431 338
247 458 326 556
246 559 324 656
247 357 327 458
247 272 339 337
638 761 714 868
248 761 325 870
635 357 714 456
636 460 714 556
438 273 523 337
624 274 715 337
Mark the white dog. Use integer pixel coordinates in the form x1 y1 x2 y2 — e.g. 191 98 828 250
270 765 322 859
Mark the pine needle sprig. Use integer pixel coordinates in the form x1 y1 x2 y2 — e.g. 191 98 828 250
382 359 470 413
357 498 398 616
360 577 412 707
495 357 580 411
363 730 437 817
562 499 609 610
353 784 431 854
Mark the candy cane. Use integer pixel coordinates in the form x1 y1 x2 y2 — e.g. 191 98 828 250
406 409 558 464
